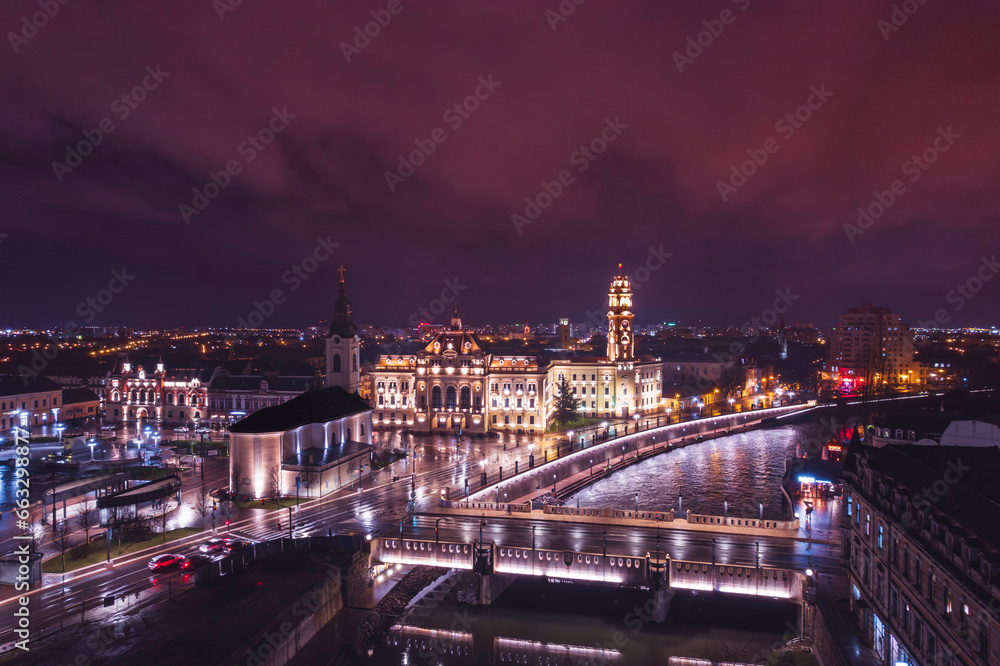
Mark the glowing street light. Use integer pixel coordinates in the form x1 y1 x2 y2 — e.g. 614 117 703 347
88 438 96 462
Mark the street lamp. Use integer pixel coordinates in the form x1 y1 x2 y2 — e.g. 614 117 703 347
55 423 65 444
88 438 96 462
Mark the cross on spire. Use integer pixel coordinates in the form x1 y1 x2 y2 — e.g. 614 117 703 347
338 265 346 283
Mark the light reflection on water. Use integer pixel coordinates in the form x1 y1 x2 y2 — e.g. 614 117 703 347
565 425 803 519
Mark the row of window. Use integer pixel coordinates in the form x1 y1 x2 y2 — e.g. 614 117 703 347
0 397 57 410
850 494 993 664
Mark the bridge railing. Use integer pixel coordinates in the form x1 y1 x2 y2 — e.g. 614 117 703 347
439 500 532 513
685 512 799 532
373 538 475 569
542 505 676 522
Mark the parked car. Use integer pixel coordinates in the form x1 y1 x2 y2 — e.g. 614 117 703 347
147 554 184 571
199 538 228 555
182 554 214 571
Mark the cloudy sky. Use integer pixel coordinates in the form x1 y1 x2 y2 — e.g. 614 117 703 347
2 1 998 330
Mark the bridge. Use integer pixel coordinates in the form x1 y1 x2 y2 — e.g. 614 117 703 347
368 514 827 627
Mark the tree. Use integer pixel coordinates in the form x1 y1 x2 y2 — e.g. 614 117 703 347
52 520 74 572
231 460 244 496
694 639 751 666
268 466 282 500
75 499 97 543
192 486 211 527
553 375 581 426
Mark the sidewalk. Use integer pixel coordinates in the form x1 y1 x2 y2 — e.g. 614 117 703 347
816 571 881 666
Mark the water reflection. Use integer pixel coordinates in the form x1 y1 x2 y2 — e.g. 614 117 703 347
566 426 804 520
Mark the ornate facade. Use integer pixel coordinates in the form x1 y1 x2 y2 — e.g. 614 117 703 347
368 270 662 435
103 355 209 425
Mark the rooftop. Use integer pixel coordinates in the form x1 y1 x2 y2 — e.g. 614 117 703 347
229 386 370 434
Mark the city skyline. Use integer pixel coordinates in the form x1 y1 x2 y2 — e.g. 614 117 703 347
2 2 1000 328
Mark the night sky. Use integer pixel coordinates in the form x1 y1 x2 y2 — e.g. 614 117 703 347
2 1 999 330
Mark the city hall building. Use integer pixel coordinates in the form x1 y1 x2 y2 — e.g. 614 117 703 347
368 270 662 436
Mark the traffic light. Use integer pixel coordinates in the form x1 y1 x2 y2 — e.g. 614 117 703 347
260 499 265 506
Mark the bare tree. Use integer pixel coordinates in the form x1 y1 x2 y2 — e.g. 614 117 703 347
76 499 97 543
230 460 244 496
268 466 282 500
52 520 73 572
192 486 211 527
693 639 751 666
156 498 173 541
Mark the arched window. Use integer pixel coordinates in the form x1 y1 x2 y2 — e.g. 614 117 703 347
332 353 341 373
178 394 186 406
460 386 471 409
360 423 365 437
352 353 358 372
445 386 457 409
432 386 442 409
129 390 137 403
111 390 120 403
166 393 174 405
347 427 352 441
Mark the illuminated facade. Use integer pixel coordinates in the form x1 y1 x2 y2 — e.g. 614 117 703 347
103 355 209 425
826 303 917 390
0 375 62 431
368 270 662 435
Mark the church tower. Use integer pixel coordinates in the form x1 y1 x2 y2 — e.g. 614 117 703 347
325 266 361 393
607 266 635 369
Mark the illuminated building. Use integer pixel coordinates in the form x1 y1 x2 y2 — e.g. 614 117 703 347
229 386 373 499
61 386 101 421
0 375 62 430
826 303 917 391
103 355 209 425
368 269 663 435
844 444 1000 665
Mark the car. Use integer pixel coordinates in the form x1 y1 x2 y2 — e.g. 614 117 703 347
147 554 184 571
173 426 189 433
223 538 253 552
181 554 214 571
199 538 228 555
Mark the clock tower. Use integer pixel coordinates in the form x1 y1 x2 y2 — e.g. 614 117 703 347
606 266 634 370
